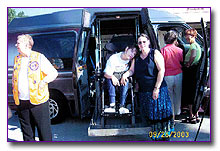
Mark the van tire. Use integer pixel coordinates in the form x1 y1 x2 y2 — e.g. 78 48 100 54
49 91 67 124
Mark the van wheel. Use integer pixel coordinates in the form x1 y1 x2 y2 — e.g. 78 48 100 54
49 92 67 124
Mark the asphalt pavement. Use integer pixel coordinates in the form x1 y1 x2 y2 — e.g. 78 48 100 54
8 111 210 142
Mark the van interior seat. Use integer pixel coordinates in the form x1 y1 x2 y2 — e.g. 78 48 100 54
103 35 136 64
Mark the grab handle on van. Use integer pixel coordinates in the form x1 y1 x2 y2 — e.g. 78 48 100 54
90 56 95 70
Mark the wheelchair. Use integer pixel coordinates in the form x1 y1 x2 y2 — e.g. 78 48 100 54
98 35 137 128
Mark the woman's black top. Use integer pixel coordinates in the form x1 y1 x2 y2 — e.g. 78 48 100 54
134 48 167 92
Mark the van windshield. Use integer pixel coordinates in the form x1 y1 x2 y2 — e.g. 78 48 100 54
32 32 76 70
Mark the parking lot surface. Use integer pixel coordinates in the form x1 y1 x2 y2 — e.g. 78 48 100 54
8 110 210 142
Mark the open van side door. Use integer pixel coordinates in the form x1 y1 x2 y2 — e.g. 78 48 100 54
72 9 92 118
193 18 210 114
140 8 160 50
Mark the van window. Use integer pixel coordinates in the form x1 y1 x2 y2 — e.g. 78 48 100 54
8 35 19 67
77 31 87 61
32 32 76 70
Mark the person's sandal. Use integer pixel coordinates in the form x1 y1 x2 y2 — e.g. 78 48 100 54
190 118 197 124
182 117 190 123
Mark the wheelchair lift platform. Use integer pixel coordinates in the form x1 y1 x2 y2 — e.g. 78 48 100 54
88 114 151 136
88 124 151 137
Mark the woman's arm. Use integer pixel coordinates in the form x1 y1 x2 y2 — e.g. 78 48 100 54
186 49 196 67
153 49 165 100
39 54 58 89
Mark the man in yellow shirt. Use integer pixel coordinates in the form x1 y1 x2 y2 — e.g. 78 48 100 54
12 34 58 141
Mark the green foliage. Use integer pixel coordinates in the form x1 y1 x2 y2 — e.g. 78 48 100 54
8 8 16 24
8 8 27 24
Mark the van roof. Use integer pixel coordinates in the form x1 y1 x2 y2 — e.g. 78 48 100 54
8 9 85 33
8 8 185 33
87 8 184 23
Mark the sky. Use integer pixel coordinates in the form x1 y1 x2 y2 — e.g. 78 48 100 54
13 7 210 23
13 8 80 16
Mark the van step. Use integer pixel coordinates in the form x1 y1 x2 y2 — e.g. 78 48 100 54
88 125 151 136
88 120 151 136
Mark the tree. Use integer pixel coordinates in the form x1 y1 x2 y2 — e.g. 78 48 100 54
17 11 26 18
8 8 27 24
8 8 16 24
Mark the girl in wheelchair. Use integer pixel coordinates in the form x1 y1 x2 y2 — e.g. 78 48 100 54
103 44 138 114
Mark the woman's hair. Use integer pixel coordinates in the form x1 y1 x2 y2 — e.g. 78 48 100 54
138 33 150 41
17 34 34 49
164 30 178 44
185 28 198 38
137 33 151 48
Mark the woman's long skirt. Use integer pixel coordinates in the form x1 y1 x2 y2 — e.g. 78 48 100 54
139 86 175 140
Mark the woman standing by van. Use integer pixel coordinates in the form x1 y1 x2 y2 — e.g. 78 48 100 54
182 28 202 124
122 34 174 141
161 30 183 120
